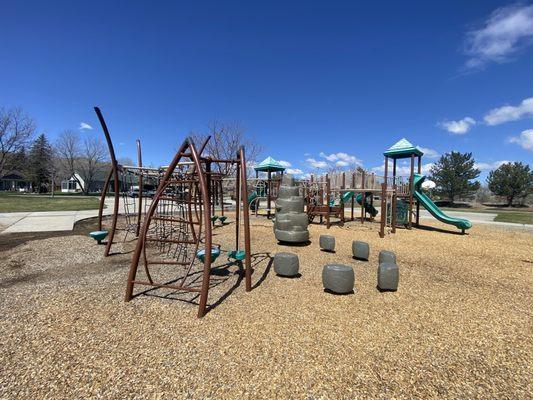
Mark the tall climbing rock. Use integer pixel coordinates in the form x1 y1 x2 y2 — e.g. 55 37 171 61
274 174 309 243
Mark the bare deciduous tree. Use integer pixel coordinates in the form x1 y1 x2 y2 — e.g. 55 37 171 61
55 131 108 194
78 137 108 193
0 107 35 177
191 120 263 175
55 130 83 188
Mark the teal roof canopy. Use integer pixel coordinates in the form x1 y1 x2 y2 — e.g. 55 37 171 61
383 138 424 159
254 156 286 172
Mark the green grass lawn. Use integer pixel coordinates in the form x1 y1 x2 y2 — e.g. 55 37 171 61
0 193 101 212
493 212 533 225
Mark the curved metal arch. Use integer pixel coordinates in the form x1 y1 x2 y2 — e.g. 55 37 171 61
94 107 120 257
125 137 214 318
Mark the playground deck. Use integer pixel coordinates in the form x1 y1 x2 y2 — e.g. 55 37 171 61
0 215 531 398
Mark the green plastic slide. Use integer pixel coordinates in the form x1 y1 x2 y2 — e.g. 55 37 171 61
248 191 259 211
413 174 471 232
353 192 378 217
248 191 258 205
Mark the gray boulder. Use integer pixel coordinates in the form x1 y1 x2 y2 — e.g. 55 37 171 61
322 264 354 294
273 252 300 277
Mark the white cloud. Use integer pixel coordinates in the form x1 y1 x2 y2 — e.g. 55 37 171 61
371 162 434 176
464 4 533 69
437 117 476 134
286 168 303 175
278 160 292 167
319 151 362 166
417 146 440 159
474 160 511 171
306 158 329 169
484 97 533 125
79 122 93 130
508 129 533 151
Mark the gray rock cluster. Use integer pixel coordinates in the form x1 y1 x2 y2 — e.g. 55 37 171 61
274 174 309 243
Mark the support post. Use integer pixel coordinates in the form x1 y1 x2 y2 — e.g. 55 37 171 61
267 170 272 219
135 139 143 237
239 147 252 292
416 155 421 227
351 172 355 221
360 170 365 223
326 174 331 229
408 154 414 229
391 158 397 233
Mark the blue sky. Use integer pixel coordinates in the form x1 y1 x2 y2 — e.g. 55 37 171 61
1 1 532 180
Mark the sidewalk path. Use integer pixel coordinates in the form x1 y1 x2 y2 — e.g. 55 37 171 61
0 198 121 234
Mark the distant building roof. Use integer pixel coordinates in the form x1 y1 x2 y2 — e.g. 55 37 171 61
0 170 28 181
254 156 286 172
383 138 424 159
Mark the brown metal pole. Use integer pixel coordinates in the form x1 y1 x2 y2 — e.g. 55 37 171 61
379 182 386 238
392 158 397 233
351 172 355 221
379 156 388 238
135 139 143 237
408 154 414 229
97 169 112 231
235 162 241 250
416 155 421 227
267 170 271 219
192 141 213 318
239 147 252 292
326 174 331 228
360 170 365 223
94 107 120 257
219 179 224 217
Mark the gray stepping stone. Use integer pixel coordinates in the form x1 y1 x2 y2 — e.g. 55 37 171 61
319 235 335 252
352 241 369 260
273 252 299 277
378 250 396 265
322 264 354 294
378 262 399 291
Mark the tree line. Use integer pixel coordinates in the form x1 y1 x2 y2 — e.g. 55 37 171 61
1 106 531 203
429 152 532 207
0 106 108 194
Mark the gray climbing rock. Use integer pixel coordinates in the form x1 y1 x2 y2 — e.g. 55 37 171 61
273 252 300 277
352 241 369 260
377 262 399 291
319 235 335 251
322 264 354 294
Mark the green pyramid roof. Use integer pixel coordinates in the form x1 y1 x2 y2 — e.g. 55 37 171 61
384 138 424 159
254 156 286 172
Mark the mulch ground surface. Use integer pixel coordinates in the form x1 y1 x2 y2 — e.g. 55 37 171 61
1 215 532 398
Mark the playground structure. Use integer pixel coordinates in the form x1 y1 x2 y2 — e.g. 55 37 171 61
303 169 383 229
94 108 226 257
303 139 472 236
379 139 471 236
94 107 252 318
248 157 285 218
92 109 471 317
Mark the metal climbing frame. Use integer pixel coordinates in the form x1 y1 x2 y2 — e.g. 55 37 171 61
95 107 160 256
124 138 252 318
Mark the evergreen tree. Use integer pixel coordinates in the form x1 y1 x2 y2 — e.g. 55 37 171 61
487 162 532 206
27 134 53 193
430 151 480 204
